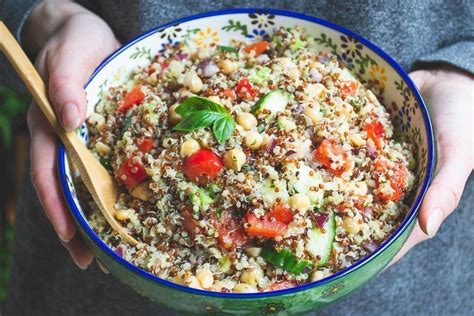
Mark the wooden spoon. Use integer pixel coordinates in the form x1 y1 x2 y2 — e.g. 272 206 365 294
0 21 139 246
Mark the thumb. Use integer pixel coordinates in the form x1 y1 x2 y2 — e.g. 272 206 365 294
46 21 119 131
418 151 470 237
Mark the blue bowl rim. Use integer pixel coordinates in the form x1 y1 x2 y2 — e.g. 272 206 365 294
57 8 435 299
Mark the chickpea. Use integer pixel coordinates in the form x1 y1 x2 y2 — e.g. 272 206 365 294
353 182 368 196
240 265 264 286
349 134 366 147
303 104 323 125
304 83 326 101
223 148 246 171
240 269 258 286
233 283 257 293
311 270 327 282
244 131 264 149
95 141 111 156
88 113 106 132
218 59 238 74
183 71 203 93
115 209 131 221
131 182 151 201
210 281 231 292
245 247 262 258
173 272 186 285
289 193 311 212
343 216 362 234
168 103 182 125
184 275 203 289
208 95 221 104
196 269 214 289
180 139 201 157
178 87 195 99
236 112 258 130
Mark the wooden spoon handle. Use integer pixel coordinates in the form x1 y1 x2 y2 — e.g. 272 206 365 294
0 21 140 246
0 22 60 129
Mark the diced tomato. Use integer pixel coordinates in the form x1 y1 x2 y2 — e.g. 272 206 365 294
246 213 287 238
161 61 169 71
244 40 270 55
137 137 154 153
182 149 223 185
117 156 148 189
222 88 236 101
365 120 385 150
181 209 202 240
373 159 407 203
235 78 256 99
267 204 293 225
216 212 249 250
266 280 298 291
314 139 352 176
117 85 145 114
340 81 359 99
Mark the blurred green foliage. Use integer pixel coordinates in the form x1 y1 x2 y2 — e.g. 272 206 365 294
0 85 29 305
0 86 29 149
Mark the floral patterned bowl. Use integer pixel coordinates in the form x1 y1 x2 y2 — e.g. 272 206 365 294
57 8 434 315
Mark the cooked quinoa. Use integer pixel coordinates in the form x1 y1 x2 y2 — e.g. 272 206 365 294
81 27 416 293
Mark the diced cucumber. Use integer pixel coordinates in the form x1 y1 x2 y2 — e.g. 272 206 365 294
284 163 324 207
277 116 296 132
249 67 271 84
261 246 313 275
252 90 288 115
189 186 214 211
257 179 289 207
306 212 336 266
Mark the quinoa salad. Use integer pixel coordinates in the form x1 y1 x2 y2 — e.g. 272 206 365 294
81 27 416 293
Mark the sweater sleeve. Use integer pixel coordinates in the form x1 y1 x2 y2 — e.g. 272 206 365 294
412 41 474 74
1 0 41 42
0 0 41 92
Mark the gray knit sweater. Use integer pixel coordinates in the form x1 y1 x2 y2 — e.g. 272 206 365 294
1 1 473 315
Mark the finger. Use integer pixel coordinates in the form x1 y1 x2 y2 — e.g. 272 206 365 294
46 24 119 131
61 234 94 270
386 221 428 269
96 258 110 274
418 157 470 237
28 104 77 242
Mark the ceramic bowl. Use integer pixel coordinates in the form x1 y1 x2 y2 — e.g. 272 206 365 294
58 8 435 315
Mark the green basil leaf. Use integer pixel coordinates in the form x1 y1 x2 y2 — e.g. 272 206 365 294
173 110 222 131
175 96 228 117
212 115 236 144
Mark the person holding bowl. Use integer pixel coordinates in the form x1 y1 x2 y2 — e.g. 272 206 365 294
1 0 472 315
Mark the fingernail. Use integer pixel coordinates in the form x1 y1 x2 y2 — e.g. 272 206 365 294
96 259 110 274
58 233 71 243
72 256 91 270
427 208 444 238
61 102 80 131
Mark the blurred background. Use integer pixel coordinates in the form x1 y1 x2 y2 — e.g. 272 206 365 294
0 85 30 304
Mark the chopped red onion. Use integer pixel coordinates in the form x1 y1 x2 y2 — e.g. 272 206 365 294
266 136 277 153
200 60 220 77
295 104 304 114
309 69 323 82
176 53 188 61
363 207 373 219
114 245 125 257
285 150 297 157
362 241 379 253
366 143 377 156
313 213 329 229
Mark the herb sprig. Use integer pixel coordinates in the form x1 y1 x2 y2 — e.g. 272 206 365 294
173 96 236 144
